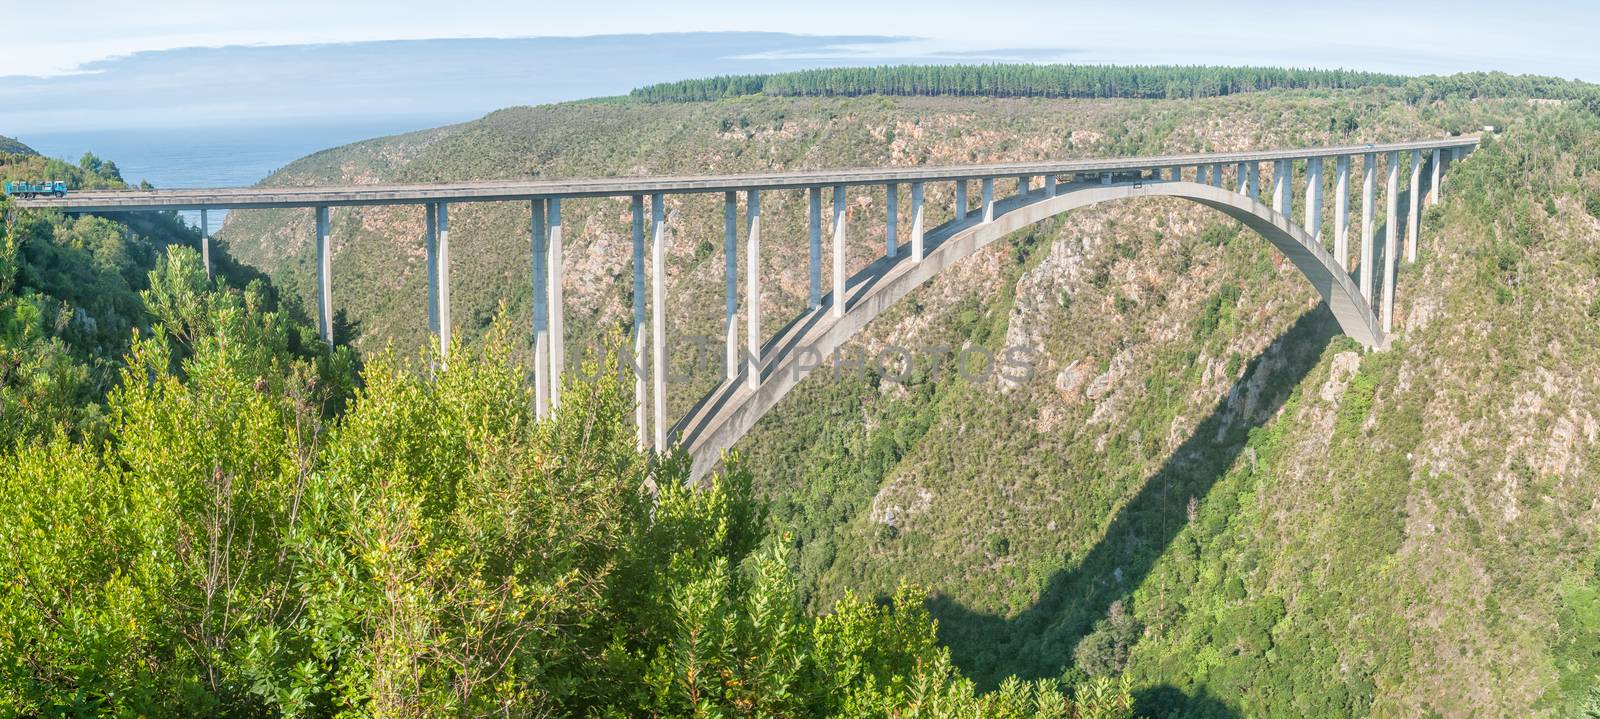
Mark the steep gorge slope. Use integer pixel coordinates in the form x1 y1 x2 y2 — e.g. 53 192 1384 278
218 90 1600 715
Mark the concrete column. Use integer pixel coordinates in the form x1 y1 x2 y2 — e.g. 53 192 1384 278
1211 164 1224 188
1440 148 1452 204
199 210 211 279
1361 153 1376 301
1019 176 1032 196
1196 164 1209 185
437 203 451 360
1304 157 1323 239
1100 172 1112 186
650 193 667 450
425 204 439 339
746 189 762 391
1169 166 1182 182
531 200 549 417
1407 150 1423 263
832 184 846 318
315 206 333 343
1334 156 1351 271
1383 151 1400 334
1271 160 1290 217
1246 163 1260 200
723 191 739 381
910 181 926 262
546 198 563 410
885 182 898 258
1236 162 1249 194
955 180 967 220
808 187 822 309
981 178 995 222
1044 175 1057 197
630 196 646 448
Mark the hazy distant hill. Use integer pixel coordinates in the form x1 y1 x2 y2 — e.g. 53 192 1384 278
219 84 1600 716
0 135 36 155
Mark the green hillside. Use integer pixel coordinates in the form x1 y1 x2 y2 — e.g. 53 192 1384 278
212 79 1600 716
0 135 36 155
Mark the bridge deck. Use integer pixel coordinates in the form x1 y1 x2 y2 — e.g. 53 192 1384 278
12 137 1480 212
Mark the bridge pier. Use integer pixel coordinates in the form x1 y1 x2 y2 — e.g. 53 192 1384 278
1360 153 1377 301
1235 162 1248 194
1196 164 1208 185
1246 163 1260 201
1334 156 1351 271
1169 166 1181 182
1211 163 1224 188
1383 151 1400 334
1044 175 1057 197
631 196 646 447
532 200 549 415
808 187 822 309
832 184 846 318
981 178 995 222
316 206 333 343
746 190 762 390
886 183 898 258
426 204 439 343
1271 160 1289 217
1407 150 1423 262
724 191 739 381
955 180 967 220
1304 157 1323 240
199 210 211 279
910 182 926 261
547 199 564 410
651 193 667 450
1430 148 1442 205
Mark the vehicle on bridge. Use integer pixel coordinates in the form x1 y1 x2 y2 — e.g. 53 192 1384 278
3 180 68 198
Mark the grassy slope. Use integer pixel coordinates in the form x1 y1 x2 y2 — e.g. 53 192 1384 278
217 90 1599 715
0 135 36 155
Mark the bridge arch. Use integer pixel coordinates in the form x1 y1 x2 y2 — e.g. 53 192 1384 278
676 180 1382 481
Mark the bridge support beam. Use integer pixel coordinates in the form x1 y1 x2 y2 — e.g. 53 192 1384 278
746 190 762 390
910 182 926 261
200 210 211 279
1044 175 1057 198
808 187 822 309
532 200 549 416
885 183 898 258
650 193 667 450
1407 150 1423 263
1304 157 1323 240
832 184 846 318
955 180 967 221
426 203 440 343
1360 153 1377 301
724 191 739 381
1383 151 1400 334
981 178 995 222
316 206 333 343
1211 164 1224 188
1334 156 1351 271
1196 164 1208 185
1169 166 1182 182
838 184 851 317
1430 148 1442 205
547 199 563 410
1246 163 1260 201
1236 163 1249 194
630 196 646 447
1271 160 1291 218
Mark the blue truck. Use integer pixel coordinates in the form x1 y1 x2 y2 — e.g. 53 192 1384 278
3 180 68 198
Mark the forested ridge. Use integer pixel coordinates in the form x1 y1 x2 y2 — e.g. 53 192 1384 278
629 64 1600 105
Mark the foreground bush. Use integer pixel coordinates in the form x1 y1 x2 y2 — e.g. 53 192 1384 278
0 248 1132 717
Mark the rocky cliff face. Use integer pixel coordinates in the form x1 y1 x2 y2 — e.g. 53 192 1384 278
219 91 1600 715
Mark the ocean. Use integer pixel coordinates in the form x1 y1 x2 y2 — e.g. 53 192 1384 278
17 118 461 225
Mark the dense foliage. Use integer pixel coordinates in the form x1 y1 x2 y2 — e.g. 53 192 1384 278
630 64 1410 102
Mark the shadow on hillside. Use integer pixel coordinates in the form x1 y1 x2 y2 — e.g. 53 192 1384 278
925 306 1338 709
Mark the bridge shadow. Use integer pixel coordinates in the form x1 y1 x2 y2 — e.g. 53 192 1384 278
925 306 1338 704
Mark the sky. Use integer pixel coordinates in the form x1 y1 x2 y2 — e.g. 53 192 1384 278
4 0 1596 133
